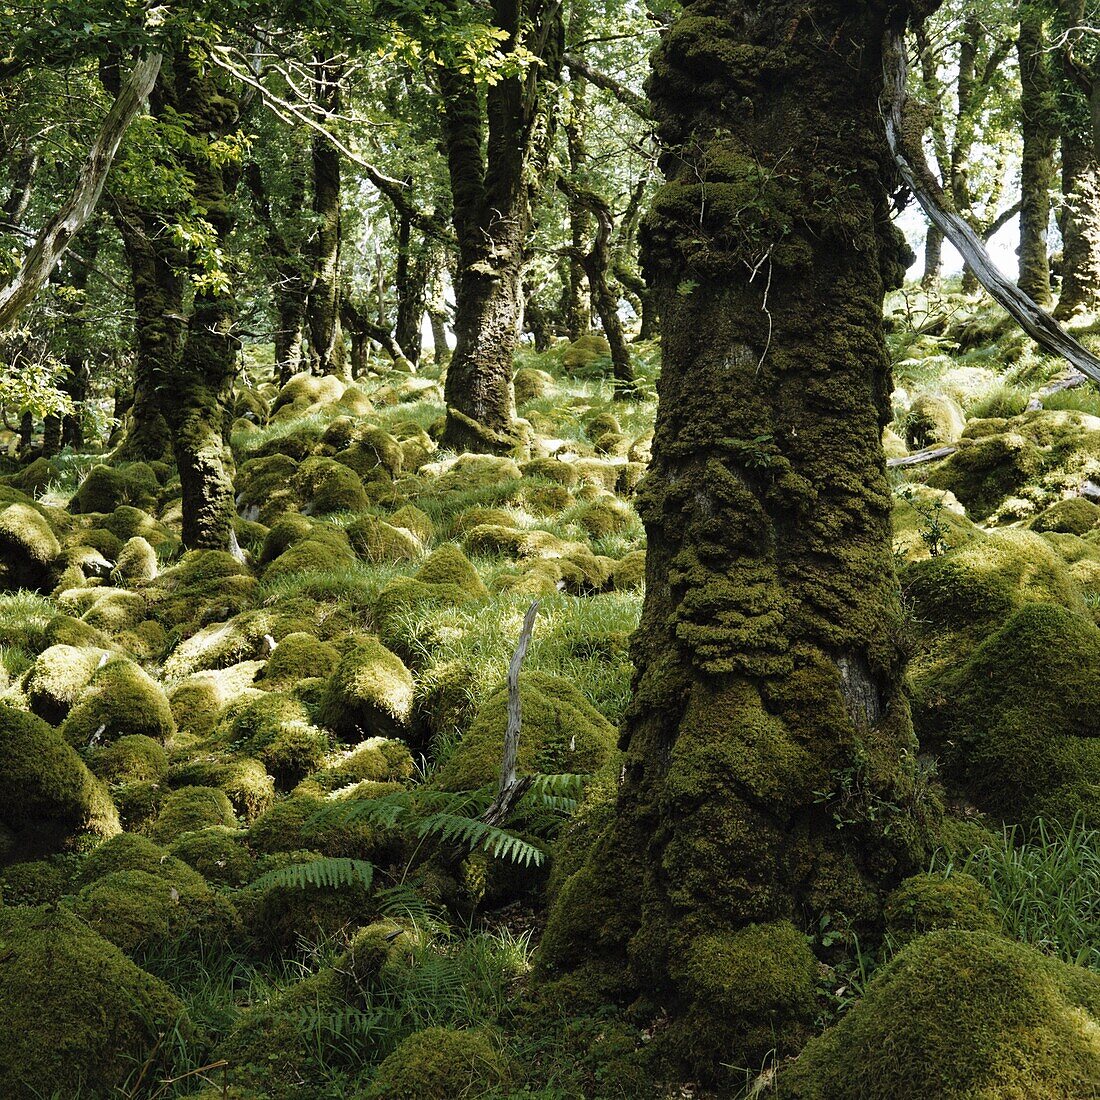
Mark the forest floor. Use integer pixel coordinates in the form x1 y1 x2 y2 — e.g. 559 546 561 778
2 284 1100 1098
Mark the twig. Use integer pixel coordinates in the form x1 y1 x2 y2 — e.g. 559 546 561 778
482 600 540 827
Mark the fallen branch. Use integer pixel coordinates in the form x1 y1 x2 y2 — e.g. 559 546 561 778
881 25 1100 386
887 444 957 468
482 600 540 828
0 51 161 329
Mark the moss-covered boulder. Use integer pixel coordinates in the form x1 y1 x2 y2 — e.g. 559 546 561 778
883 872 999 946
71 462 159 514
346 513 422 563
294 736 415 797
170 756 276 821
112 535 158 582
0 905 186 1098
168 826 255 886
168 662 264 737
149 786 238 843
263 525 356 580
1030 496 1100 535
23 643 106 724
151 549 257 634
247 793 390 861
295 456 368 514
74 832 204 891
434 671 617 790
88 734 169 785
0 502 60 590
316 638 414 740
562 333 611 373
259 632 341 689
903 393 965 449
362 1027 511 1099
0 703 119 859
779 930 1100 1099
60 656 175 746
235 453 300 524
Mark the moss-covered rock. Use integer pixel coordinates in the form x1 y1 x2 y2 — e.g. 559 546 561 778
562 333 612 374
74 832 204 891
151 549 257 634
0 702 119 859
295 737 415 797
316 638 414 740
433 453 523 496
271 371 346 415
514 366 555 403
903 393 965 449
1030 496 1100 535
333 427 404 481
162 608 288 680
71 462 159 514
883 872 998 946
23 643 106 724
434 671 617 790
779 930 1100 1099
247 794 388 862
363 1027 511 1099
168 826 254 886
0 905 187 1097
0 855 77 906
88 734 169 785
346 513 422 563
60 656 175 746
295 456 368 514
149 786 238 843
170 756 276 821
235 453 300 524
259 631 341 688
612 550 646 590
112 535 158 582
574 497 636 538
263 525 356 580
168 663 263 737
0 502 60 590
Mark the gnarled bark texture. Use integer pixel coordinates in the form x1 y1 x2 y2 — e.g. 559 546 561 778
539 0 939 1084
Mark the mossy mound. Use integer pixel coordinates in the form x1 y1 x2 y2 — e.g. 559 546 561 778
561 333 611 374
112 535 158 582
918 602 1100 824
168 663 264 737
263 525 355 580
270 370 345 415
0 502 60 590
71 462 159 514
432 453 523 496
215 692 329 789
259 631 341 688
162 609 287 679
168 826 255 886
316 638 414 740
0 702 119 859
574 497 636 538
23 642 106 724
247 793 389 861
779 930 1100 1099
88 734 169 785
74 832 205 891
235 453 300 524
903 393 965 449
71 867 240 956
1030 496 1100 535
294 456 368 514
362 1027 511 1099
434 671 617 790
295 736 415 797
883 872 999 946
346 513 422 563
333 427 404 480
890 486 982 562
170 756 276 821
151 549 258 635
60 656 175 746
0 855 77 906
0 905 187 1098
149 785 238 843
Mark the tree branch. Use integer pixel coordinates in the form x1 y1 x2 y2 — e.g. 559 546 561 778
564 54 652 120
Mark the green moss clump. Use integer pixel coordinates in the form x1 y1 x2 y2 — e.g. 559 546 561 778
88 734 169 785
150 549 257 634
415 544 489 595
434 671 617 791
71 463 159 514
60 656 175 746
162 609 296 680
270 370 346 414
112 535 158 582
316 638 414 740
235 453 300 524
24 643 107 724
3 457 57 496
0 906 187 1098
434 453 523 495
389 503 434 543
71 868 240 957
333 427 404 480
514 366 555 403
149 785 238 843
883 872 998 946
0 855 77 906
72 587 148 633
1030 496 1100 535
294 456 368 514
247 794 388 861
168 663 263 737
780 930 1100 1099
562 333 611 373
612 550 646 590
215 692 329 789
257 512 313 564
903 393 965 449
0 702 119 856
74 832 205 891
0 503 60 589
295 736 415 797
170 757 276 821
363 1027 511 1099
263 526 356 580
574 497 636 538
168 826 254 885
926 428 1044 520
346 513 422 563
259 632 341 688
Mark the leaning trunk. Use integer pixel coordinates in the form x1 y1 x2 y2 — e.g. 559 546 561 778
539 0 936 1085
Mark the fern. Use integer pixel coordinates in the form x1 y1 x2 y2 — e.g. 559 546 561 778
414 812 546 866
249 857 375 893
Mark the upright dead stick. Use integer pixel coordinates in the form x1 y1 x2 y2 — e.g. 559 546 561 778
482 599 540 827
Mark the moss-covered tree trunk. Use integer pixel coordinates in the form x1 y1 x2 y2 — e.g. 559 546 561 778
1018 1 1057 306
394 211 427 369
921 223 943 288
439 0 564 453
539 0 938 1084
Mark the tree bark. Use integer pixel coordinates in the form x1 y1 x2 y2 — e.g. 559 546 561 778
394 211 426 368
1018 1 1057 306
921 223 943 288
539 1 937 1084
306 53 348 377
439 0 565 453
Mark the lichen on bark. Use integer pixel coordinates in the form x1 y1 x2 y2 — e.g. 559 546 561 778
538 0 941 1084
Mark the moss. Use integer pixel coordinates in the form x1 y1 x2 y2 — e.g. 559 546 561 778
435 671 617 790
168 663 263 737
0 702 119 857
0 855 77 906
71 867 240 957
522 457 579 486
433 454 523 495
263 526 356 580
112 535 158 582
780 930 1100 1099
168 826 254 885
389 503 434 543
919 602 1100 824
24 642 107 724
73 586 148 632
170 757 276 821
270 370 345 414
513 366 555 403
413 545 489 594
258 512 313 564
88 735 169 785
74 832 204 891
215 692 329 789
151 549 257 634
149 785 238 843
612 550 646 590
0 502 60 589
295 736 415 796
333 427 404 480
247 794 389 861
315 638 414 740
259 631 341 688
235 453 300 524
562 333 611 373
3 456 58 496
70 463 159 515
574 497 636 538
523 483 574 516
890 486 981 563
346 513 423 563
1031 496 1100 535
162 609 291 679
61 656 175 746
363 1027 510 1099
883 872 998 946
903 393 966 449
294 456 368 514
0 905 186 1097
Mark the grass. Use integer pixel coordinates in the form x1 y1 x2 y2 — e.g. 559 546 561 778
1042 385 1100 418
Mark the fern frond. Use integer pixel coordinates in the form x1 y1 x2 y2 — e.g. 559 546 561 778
415 812 545 867
249 858 375 892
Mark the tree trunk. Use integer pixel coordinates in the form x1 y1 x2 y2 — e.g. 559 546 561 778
306 54 348 377
539 0 937 1084
394 212 427 368
439 1 564 453
1018 1 1057 306
921 223 943 287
